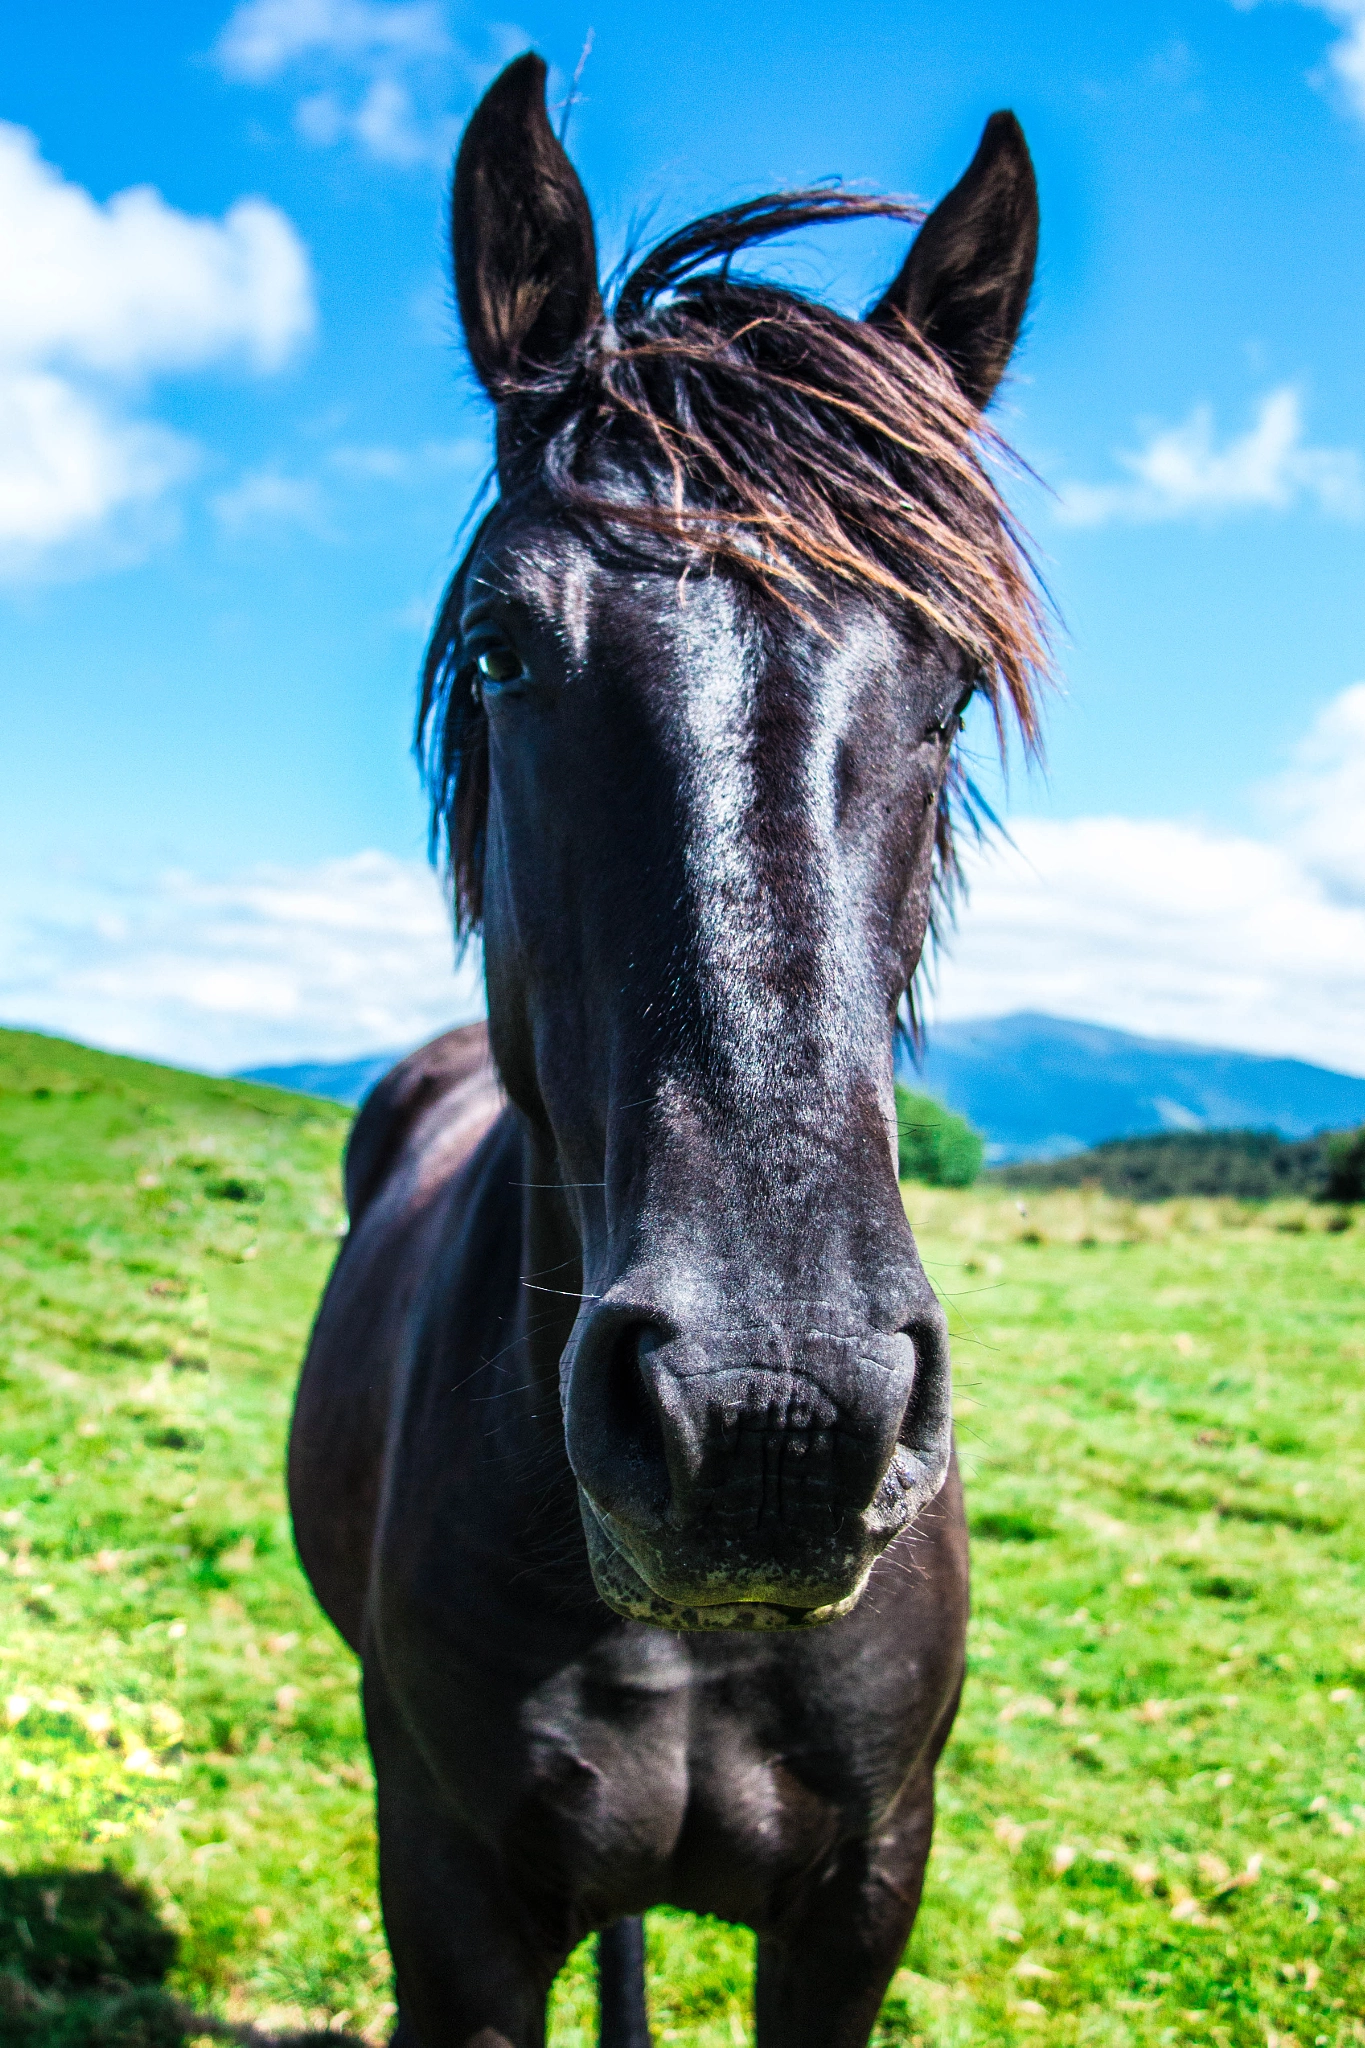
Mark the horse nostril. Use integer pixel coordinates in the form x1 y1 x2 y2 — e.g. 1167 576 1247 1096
605 1321 667 1478
895 1304 952 1459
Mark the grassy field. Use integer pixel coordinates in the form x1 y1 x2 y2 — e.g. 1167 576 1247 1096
0 1026 1362 2048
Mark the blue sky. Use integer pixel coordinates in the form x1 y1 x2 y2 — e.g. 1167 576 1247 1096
2 0 1363 1072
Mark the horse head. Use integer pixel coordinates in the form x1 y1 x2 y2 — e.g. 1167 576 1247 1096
421 55 1044 1629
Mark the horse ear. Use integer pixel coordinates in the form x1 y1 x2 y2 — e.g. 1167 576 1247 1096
452 52 602 396
867 112 1038 411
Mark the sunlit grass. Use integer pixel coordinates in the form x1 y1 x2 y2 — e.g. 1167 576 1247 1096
1 1028 1361 2045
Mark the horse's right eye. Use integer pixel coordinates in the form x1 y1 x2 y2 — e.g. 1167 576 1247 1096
476 647 523 685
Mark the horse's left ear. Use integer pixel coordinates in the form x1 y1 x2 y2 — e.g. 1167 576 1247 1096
452 52 602 396
867 112 1038 410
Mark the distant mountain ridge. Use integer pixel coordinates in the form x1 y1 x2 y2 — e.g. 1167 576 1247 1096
236 1013 1365 1163
905 1013 1365 1162
234 1051 405 1108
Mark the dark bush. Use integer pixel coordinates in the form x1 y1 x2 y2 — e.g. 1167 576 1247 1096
1324 1126 1365 1204
989 1125 1364 1202
894 1084 983 1187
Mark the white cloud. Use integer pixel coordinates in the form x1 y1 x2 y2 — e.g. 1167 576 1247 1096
215 0 448 81
201 436 485 542
1265 678 1365 904
1058 386 1363 527
0 372 194 570
215 0 529 169
0 121 313 578
0 852 482 1071
0 125 312 378
327 436 483 480
1327 1 1365 108
8 684 1362 1079
296 76 458 165
211 466 332 535
1232 1 1365 120
928 679 1365 1076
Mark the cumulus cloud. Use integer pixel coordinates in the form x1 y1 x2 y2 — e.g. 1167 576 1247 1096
0 373 195 567
0 126 312 376
7 685 1363 1077
0 853 481 1072
927 679 1365 1076
214 0 522 168
1265 678 1365 905
215 0 448 80
327 436 483 481
0 122 313 578
210 466 332 535
1325 0 1365 109
1057 386 1362 527
294 76 457 165
199 437 485 547
1232 0 1365 120
928 816 1365 1074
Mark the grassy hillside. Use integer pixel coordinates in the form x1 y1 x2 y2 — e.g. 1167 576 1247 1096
0 1028 1362 2046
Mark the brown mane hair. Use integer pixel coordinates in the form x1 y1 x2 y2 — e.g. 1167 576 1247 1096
419 188 1050 995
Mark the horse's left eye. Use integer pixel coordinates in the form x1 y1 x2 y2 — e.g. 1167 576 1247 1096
476 647 523 685
927 679 977 743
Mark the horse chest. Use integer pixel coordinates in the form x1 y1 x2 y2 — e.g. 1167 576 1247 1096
496 1636 870 1925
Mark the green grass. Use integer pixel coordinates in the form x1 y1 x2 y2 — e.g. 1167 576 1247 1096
0 1027 1362 2046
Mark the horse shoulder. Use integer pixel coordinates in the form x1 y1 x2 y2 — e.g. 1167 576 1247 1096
345 1020 502 1225
289 1022 507 1651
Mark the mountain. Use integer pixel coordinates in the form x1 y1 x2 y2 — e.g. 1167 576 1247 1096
233 1051 407 1107
904 1013 1365 1163
235 1012 1365 1163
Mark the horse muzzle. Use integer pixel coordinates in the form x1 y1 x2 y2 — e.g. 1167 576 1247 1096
564 1310 953 1630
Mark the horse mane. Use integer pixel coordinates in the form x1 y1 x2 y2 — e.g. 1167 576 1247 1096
418 188 1051 1028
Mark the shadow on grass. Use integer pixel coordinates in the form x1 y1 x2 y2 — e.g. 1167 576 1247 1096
0 1868 370 2048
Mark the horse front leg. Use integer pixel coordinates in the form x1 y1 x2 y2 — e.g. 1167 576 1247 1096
366 1667 565 2048
754 1771 938 2048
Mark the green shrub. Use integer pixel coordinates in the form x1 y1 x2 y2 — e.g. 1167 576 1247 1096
990 1123 1365 1202
894 1082 984 1187
1325 1125 1365 1203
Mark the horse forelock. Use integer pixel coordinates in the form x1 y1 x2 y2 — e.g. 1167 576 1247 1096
418 186 1053 998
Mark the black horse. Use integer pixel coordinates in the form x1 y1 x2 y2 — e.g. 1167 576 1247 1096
290 52 1046 2048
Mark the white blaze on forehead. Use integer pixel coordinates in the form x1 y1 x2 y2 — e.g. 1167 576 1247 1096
676 583 757 905
809 629 899 1059
670 586 861 1064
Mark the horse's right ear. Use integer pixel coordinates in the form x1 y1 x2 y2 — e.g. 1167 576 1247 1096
452 52 602 396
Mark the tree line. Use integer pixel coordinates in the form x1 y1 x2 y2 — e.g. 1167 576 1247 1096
988 1125 1365 1203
